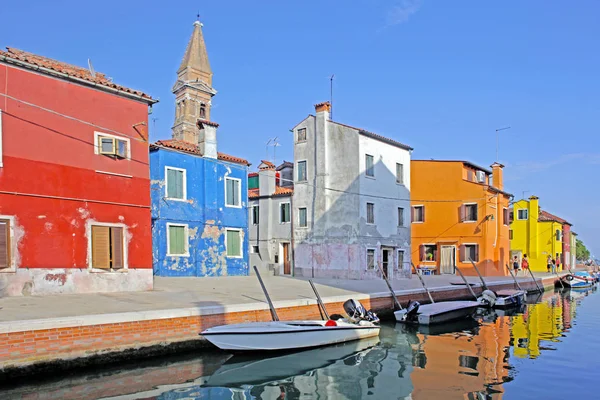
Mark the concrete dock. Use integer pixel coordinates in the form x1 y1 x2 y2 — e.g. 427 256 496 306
0 271 562 378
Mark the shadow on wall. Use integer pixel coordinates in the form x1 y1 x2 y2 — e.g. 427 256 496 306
294 158 411 280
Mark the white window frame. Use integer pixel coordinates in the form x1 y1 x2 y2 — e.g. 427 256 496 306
93 131 131 159
517 209 528 220
297 160 307 182
298 207 308 228
225 228 243 258
166 223 190 257
462 243 479 263
503 207 509 226
366 248 377 270
280 202 291 224
0 109 3 168
463 202 478 223
397 249 405 271
366 202 375 225
422 243 437 262
412 205 424 223
165 166 187 201
251 205 259 225
0 214 16 272
86 221 129 272
297 127 307 143
365 154 375 178
225 177 242 208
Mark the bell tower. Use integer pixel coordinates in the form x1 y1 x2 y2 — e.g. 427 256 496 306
171 19 217 143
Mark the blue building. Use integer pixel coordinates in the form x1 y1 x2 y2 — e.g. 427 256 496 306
150 20 250 277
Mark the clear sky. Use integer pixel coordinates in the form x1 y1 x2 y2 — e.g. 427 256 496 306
2 1 598 256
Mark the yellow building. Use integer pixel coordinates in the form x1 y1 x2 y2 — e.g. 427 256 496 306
510 196 567 272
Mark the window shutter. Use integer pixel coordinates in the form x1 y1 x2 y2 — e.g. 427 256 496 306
175 171 183 198
411 207 415 223
474 245 479 262
467 170 474 181
111 227 124 269
0 221 9 269
227 230 240 256
419 245 425 261
459 205 465 222
92 226 111 269
459 245 466 263
421 206 425 223
233 180 239 206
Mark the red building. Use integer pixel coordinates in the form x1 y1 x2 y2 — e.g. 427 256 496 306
0 48 156 296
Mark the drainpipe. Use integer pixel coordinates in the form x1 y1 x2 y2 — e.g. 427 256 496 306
290 193 296 276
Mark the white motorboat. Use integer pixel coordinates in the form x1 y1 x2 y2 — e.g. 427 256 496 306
478 289 527 309
201 268 380 351
394 300 481 325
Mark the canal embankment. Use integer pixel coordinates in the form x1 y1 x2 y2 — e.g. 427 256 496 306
0 272 564 380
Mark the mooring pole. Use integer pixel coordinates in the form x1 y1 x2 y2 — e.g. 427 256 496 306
253 266 279 321
377 262 403 310
411 262 435 304
455 264 478 300
505 263 524 291
527 268 543 293
309 280 330 320
469 259 489 291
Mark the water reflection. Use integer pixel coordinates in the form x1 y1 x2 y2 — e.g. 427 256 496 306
2 287 597 400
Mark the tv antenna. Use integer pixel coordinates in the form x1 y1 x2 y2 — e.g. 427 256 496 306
495 126 511 162
265 137 280 164
330 74 335 120
88 59 96 78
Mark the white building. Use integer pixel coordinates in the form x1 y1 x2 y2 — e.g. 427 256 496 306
291 101 412 279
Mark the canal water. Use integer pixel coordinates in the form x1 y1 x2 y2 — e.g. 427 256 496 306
3 287 598 399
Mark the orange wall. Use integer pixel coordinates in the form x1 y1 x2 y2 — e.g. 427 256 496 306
411 161 511 276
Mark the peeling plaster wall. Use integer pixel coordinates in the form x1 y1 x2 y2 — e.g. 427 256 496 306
292 116 411 279
150 148 249 277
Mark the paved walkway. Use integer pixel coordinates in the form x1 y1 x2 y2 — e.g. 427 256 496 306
0 271 560 324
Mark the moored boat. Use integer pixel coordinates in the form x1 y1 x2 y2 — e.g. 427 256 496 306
394 300 481 325
556 273 595 289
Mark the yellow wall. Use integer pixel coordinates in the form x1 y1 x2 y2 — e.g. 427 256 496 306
510 197 563 272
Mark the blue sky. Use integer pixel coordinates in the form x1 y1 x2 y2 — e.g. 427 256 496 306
2 1 598 256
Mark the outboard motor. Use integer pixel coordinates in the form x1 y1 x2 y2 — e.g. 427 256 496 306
405 300 420 321
343 299 380 324
478 290 497 307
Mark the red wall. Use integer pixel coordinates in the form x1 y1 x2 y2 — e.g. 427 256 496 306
0 62 152 270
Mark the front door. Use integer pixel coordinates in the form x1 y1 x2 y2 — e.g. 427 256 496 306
440 245 455 274
382 249 391 278
282 243 291 275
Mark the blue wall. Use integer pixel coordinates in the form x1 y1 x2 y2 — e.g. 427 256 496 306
150 148 249 277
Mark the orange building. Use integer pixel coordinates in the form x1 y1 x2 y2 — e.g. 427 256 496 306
411 160 512 276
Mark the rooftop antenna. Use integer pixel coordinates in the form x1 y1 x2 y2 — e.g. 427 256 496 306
272 137 280 164
266 138 273 160
88 59 96 78
330 74 335 120
151 117 159 141
495 126 511 162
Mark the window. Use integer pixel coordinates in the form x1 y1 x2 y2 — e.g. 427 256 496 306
412 206 425 223
421 244 437 262
367 249 376 270
461 244 479 263
509 230 513 240
467 169 474 181
225 177 241 207
556 229 562 241
297 161 307 182
365 154 375 177
199 104 206 119
503 208 510 226
167 224 188 256
297 128 307 142
398 207 404 227
251 206 259 225
226 229 242 257
517 209 528 220
298 207 307 227
367 202 375 224
461 203 478 222
396 163 404 184
397 250 405 271
0 218 10 269
251 245 259 254
166 167 186 200
96 133 128 158
91 225 125 269
280 203 291 223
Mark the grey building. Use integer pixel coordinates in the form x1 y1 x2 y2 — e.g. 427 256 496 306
248 161 294 275
291 101 412 279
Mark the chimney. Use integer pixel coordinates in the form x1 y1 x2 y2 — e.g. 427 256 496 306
197 119 218 159
258 161 277 197
491 162 504 190
314 101 331 120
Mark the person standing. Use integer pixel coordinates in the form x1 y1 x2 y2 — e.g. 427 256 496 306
522 255 529 274
513 256 520 276
547 255 553 273
551 259 557 274
556 255 561 272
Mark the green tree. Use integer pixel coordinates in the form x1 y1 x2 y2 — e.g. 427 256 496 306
576 238 591 261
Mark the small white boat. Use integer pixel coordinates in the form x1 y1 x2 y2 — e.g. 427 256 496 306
478 289 527 309
394 300 480 325
202 318 380 351
557 273 595 289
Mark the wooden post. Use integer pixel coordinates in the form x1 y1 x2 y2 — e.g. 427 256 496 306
377 261 403 310
505 263 524 291
411 262 435 304
455 264 479 300
253 266 279 321
309 280 330 320
469 259 489 291
527 267 543 293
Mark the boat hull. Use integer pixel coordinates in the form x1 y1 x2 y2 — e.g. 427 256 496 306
494 290 527 309
394 301 480 325
201 321 380 351
557 275 595 289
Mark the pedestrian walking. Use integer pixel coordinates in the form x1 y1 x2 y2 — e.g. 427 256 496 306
513 256 520 276
547 255 553 273
551 259 557 274
522 255 529 273
556 255 561 272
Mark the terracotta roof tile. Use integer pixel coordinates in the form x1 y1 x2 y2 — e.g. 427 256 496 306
276 161 294 170
248 188 260 199
259 160 276 169
539 210 571 225
153 139 250 166
329 120 413 151
197 118 219 128
248 186 293 199
0 47 155 102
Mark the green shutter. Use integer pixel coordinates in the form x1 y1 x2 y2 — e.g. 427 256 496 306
248 176 259 189
169 225 186 255
227 230 240 256
167 169 184 199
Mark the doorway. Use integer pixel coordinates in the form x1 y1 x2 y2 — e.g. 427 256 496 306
282 243 291 275
382 248 392 278
440 245 456 274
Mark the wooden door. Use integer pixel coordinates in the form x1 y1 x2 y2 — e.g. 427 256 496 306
440 246 455 274
282 243 291 275
382 249 391 278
